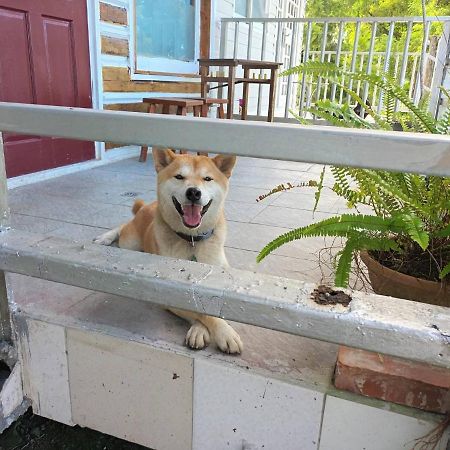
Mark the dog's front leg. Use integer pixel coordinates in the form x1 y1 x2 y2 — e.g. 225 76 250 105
93 226 122 246
170 308 243 354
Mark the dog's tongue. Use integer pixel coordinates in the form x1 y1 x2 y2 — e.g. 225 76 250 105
182 204 202 227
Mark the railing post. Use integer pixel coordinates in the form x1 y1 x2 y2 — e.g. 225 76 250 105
330 21 344 102
347 21 361 104
218 20 229 101
377 21 395 113
315 22 329 105
429 21 450 118
299 21 312 116
0 132 11 343
284 22 298 118
257 21 267 117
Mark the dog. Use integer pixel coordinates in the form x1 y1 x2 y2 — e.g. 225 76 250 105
94 149 243 354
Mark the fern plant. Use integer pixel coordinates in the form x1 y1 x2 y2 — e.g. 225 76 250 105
257 62 450 289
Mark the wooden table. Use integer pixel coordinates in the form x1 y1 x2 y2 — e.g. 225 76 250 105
138 97 227 162
198 59 282 121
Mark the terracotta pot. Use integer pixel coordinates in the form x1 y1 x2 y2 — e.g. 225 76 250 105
360 251 450 307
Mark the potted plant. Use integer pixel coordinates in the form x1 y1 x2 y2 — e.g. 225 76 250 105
257 62 450 306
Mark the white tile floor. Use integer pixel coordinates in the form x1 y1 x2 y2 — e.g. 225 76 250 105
8 156 343 284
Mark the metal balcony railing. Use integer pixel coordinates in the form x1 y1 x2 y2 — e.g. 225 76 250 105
219 16 450 120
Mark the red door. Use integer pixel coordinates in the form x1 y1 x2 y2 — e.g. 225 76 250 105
0 0 95 178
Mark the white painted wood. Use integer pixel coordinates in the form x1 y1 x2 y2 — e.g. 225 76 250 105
319 395 449 450
330 21 344 102
0 229 448 368
99 22 129 39
299 21 312 114
223 16 450 24
1 103 450 176
87 0 104 160
193 359 323 450
0 133 10 342
67 328 193 450
257 22 268 117
429 21 450 117
347 21 361 105
377 21 395 113
17 319 73 425
284 22 298 118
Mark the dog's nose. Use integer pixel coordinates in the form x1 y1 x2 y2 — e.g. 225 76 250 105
186 187 202 202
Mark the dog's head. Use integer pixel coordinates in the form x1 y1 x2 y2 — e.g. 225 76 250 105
153 149 236 234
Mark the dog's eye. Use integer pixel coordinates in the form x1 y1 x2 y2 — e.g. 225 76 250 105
174 174 184 180
204 176 213 182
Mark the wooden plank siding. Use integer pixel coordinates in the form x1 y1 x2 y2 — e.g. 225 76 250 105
99 0 210 149
101 36 129 57
99 2 128 25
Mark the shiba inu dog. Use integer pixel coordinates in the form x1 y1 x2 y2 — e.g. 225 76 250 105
94 149 243 354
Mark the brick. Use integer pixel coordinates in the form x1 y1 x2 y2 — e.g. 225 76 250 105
334 347 450 414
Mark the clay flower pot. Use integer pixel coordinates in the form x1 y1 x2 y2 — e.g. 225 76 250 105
360 251 450 307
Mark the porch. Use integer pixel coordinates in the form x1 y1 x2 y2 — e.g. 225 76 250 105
3 149 448 449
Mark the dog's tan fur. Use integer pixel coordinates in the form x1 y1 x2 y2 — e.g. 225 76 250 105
94 149 242 354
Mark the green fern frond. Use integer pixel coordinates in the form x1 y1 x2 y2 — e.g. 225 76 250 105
334 235 399 287
257 214 414 263
439 262 450 280
313 166 326 212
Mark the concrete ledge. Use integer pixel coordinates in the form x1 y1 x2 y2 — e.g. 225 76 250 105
9 275 449 450
1 229 449 367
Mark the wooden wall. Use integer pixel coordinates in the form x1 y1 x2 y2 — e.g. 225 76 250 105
98 0 210 149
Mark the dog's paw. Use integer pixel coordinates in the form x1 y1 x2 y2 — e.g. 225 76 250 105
186 321 210 350
213 322 243 354
93 229 118 246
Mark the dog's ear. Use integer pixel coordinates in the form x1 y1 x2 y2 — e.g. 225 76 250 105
153 148 176 172
213 154 236 178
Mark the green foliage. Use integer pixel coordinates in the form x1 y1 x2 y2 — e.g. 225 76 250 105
306 0 450 54
257 63 450 288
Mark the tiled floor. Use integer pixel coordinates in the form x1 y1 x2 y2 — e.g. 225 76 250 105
8 155 343 389
9 156 344 282
8 157 447 450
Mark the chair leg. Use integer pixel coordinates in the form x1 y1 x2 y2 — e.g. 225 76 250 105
139 146 148 163
218 104 225 119
139 103 155 162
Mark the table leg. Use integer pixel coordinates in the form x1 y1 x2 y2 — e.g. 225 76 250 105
200 65 208 98
241 67 250 120
218 104 225 119
177 106 188 154
227 65 236 119
201 104 209 117
139 103 153 162
267 68 278 122
193 105 202 117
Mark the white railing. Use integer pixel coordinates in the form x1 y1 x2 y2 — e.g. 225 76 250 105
0 102 449 368
219 16 450 120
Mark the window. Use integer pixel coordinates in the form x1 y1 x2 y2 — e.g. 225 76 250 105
134 0 199 75
234 0 266 18
251 0 266 17
234 0 247 16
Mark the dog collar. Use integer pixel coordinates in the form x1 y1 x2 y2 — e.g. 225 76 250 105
176 229 214 247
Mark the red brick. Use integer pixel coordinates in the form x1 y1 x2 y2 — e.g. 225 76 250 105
334 347 450 414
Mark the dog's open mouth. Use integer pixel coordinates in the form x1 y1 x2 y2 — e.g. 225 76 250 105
172 197 212 228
